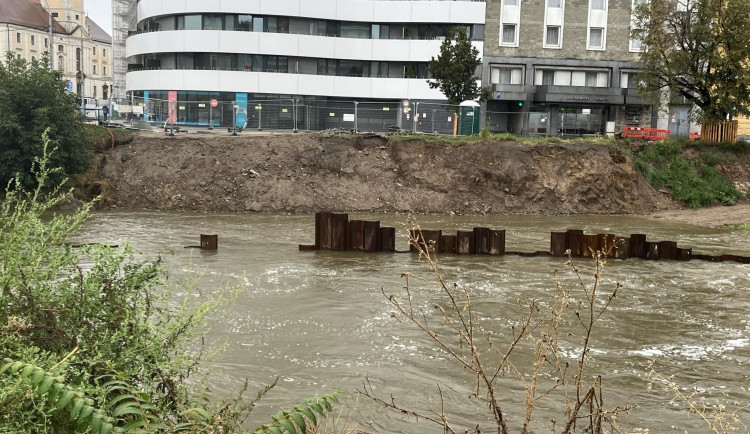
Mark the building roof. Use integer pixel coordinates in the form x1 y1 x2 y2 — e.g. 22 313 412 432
0 0 65 33
86 16 111 44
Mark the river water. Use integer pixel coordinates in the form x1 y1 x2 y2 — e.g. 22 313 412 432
79 211 750 433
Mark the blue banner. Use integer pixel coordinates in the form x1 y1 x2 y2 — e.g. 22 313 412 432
143 91 150 121
235 93 248 128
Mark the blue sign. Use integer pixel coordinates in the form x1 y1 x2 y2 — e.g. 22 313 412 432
66 81 73 92
235 93 248 128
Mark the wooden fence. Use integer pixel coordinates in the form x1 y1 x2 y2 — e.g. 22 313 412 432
299 213 750 263
701 120 738 143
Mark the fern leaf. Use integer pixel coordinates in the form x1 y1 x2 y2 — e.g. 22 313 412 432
20 364 35 379
319 398 332 412
121 419 148 431
30 368 45 385
107 393 136 409
57 390 75 410
38 376 56 395
278 418 297 433
100 422 114 434
91 413 103 432
77 405 95 425
112 404 145 418
296 406 316 425
290 413 306 433
0 359 14 375
70 397 85 419
179 407 212 421
307 402 325 417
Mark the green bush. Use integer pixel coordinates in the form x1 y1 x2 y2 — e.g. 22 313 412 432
0 54 88 188
634 139 741 208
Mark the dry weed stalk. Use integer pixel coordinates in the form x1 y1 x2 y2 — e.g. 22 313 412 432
646 362 749 433
359 222 633 433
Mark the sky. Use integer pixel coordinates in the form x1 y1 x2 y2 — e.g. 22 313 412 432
85 0 113 35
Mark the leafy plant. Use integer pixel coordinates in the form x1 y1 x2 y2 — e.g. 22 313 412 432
427 27 484 105
0 53 88 188
252 394 342 434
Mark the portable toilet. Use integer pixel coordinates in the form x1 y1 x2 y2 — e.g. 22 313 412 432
458 100 481 135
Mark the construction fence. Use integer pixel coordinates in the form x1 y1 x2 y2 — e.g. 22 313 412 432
109 98 483 135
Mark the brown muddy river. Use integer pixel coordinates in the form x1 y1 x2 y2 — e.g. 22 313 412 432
80 211 750 432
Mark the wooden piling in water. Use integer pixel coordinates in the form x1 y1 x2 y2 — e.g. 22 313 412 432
550 232 568 256
677 248 692 261
380 227 396 252
630 234 647 259
363 221 381 252
474 227 491 254
646 242 660 260
349 220 365 251
614 237 631 260
441 235 457 254
200 234 218 250
489 230 506 256
457 230 474 255
659 241 678 260
582 234 599 258
330 213 349 251
567 229 584 257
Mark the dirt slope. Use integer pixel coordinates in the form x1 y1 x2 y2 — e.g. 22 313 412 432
88 132 672 215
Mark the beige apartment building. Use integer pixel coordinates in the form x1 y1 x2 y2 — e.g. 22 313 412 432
0 0 113 104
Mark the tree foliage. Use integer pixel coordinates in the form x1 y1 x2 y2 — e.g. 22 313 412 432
632 0 750 122
427 27 484 106
0 54 88 188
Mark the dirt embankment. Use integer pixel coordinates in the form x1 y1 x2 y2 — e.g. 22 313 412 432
83 132 678 217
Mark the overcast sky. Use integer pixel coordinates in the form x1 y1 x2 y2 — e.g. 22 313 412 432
86 0 113 35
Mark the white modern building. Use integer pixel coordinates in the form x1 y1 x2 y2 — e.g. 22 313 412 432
125 0 485 130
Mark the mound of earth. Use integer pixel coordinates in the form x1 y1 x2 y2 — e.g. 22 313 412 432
82 131 677 216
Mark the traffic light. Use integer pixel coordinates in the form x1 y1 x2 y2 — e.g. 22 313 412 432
518 101 524 107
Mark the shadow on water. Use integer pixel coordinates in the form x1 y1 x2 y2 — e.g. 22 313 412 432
78 211 750 432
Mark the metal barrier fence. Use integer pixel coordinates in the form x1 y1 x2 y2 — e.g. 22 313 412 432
111 97 479 135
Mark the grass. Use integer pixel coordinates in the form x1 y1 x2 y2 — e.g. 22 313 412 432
83 124 135 151
384 131 619 147
634 139 742 208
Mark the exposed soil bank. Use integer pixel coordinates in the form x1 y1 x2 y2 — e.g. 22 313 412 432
85 132 680 217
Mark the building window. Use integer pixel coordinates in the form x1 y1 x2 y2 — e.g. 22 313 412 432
93 86 97 98
549 0 562 6
505 0 518 5
253 16 264 32
542 70 555 85
265 16 289 33
93 46 96 55
490 66 523 85
75 14 79 20
204 15 224 30
58 56 64 70
93 65 97 75
372 24 390 39
236 15 252 31
58 44 64 52
585 71 598 86
545 26 560 47
103 48 106 57
16 33 20 43
176 15 202 30
591 0 605 9
621 71 640 89
103 66 107 75
588 28 604 49
502 25 516 44
76 47 81 72
44 38 48 48
31 35 35 45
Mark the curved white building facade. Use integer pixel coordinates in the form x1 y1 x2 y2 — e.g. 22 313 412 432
125 0 485 128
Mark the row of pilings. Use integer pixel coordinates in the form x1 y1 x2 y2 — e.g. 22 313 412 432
299 212 750 264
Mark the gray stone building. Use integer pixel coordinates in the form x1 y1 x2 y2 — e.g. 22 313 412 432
482 0 666 137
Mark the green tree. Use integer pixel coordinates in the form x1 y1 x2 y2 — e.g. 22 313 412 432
427 27 484 105
632 0 750 122
0 54 88 188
